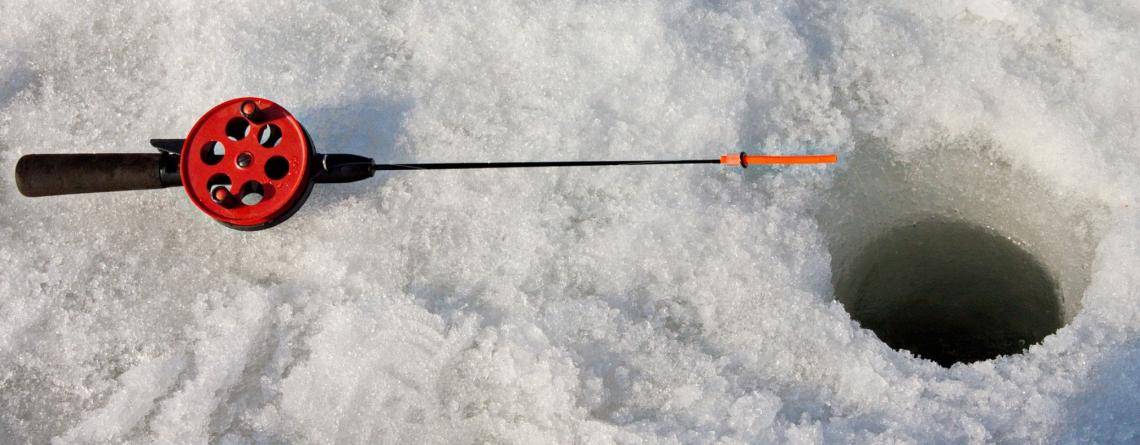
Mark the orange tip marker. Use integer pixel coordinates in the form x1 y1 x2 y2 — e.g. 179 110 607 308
720 152 838 168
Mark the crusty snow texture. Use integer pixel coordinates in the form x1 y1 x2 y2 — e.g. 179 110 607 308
1 1 1138 444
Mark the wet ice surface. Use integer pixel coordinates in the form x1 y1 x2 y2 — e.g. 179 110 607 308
1 1 1139 443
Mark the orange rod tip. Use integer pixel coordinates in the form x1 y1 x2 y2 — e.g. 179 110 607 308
720 152 838 166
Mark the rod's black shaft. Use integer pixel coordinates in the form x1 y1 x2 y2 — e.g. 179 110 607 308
372 159 720 171
314 155 724 183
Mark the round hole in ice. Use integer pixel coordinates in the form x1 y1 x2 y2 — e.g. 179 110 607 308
819 138 1103 367
834 219 1063 367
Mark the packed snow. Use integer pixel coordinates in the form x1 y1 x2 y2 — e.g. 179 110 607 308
1 0 1138 443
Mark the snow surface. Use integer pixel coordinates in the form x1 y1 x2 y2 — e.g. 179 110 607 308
1 0 1139 443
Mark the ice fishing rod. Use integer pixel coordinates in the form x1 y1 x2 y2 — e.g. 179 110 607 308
14 97 837 230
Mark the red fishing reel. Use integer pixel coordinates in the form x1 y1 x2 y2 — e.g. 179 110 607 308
179 97 315 230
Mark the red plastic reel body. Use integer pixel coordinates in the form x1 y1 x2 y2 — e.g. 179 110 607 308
180 97 314 230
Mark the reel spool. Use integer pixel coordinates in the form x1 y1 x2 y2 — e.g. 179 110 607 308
14 97 836 231
180 97 315 230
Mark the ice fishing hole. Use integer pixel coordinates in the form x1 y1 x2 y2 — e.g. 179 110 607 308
201 141 225 165
258 124 282 148
834 219 1063 367
264 156 289 180
225 117 250 141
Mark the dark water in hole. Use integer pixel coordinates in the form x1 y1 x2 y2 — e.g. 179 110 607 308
834 220 1063 367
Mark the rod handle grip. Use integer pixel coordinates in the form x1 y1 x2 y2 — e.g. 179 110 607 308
15 153 178 197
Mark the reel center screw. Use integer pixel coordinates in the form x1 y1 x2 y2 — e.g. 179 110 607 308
236 152 253 168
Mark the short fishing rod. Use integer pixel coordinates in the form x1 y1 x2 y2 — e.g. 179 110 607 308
14 97 837 230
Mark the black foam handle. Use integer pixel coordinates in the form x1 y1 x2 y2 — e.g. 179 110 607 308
15 153 175 197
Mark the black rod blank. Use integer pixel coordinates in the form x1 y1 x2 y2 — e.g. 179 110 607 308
371 159 720 171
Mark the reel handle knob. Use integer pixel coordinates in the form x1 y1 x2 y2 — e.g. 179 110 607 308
15 153 180 197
